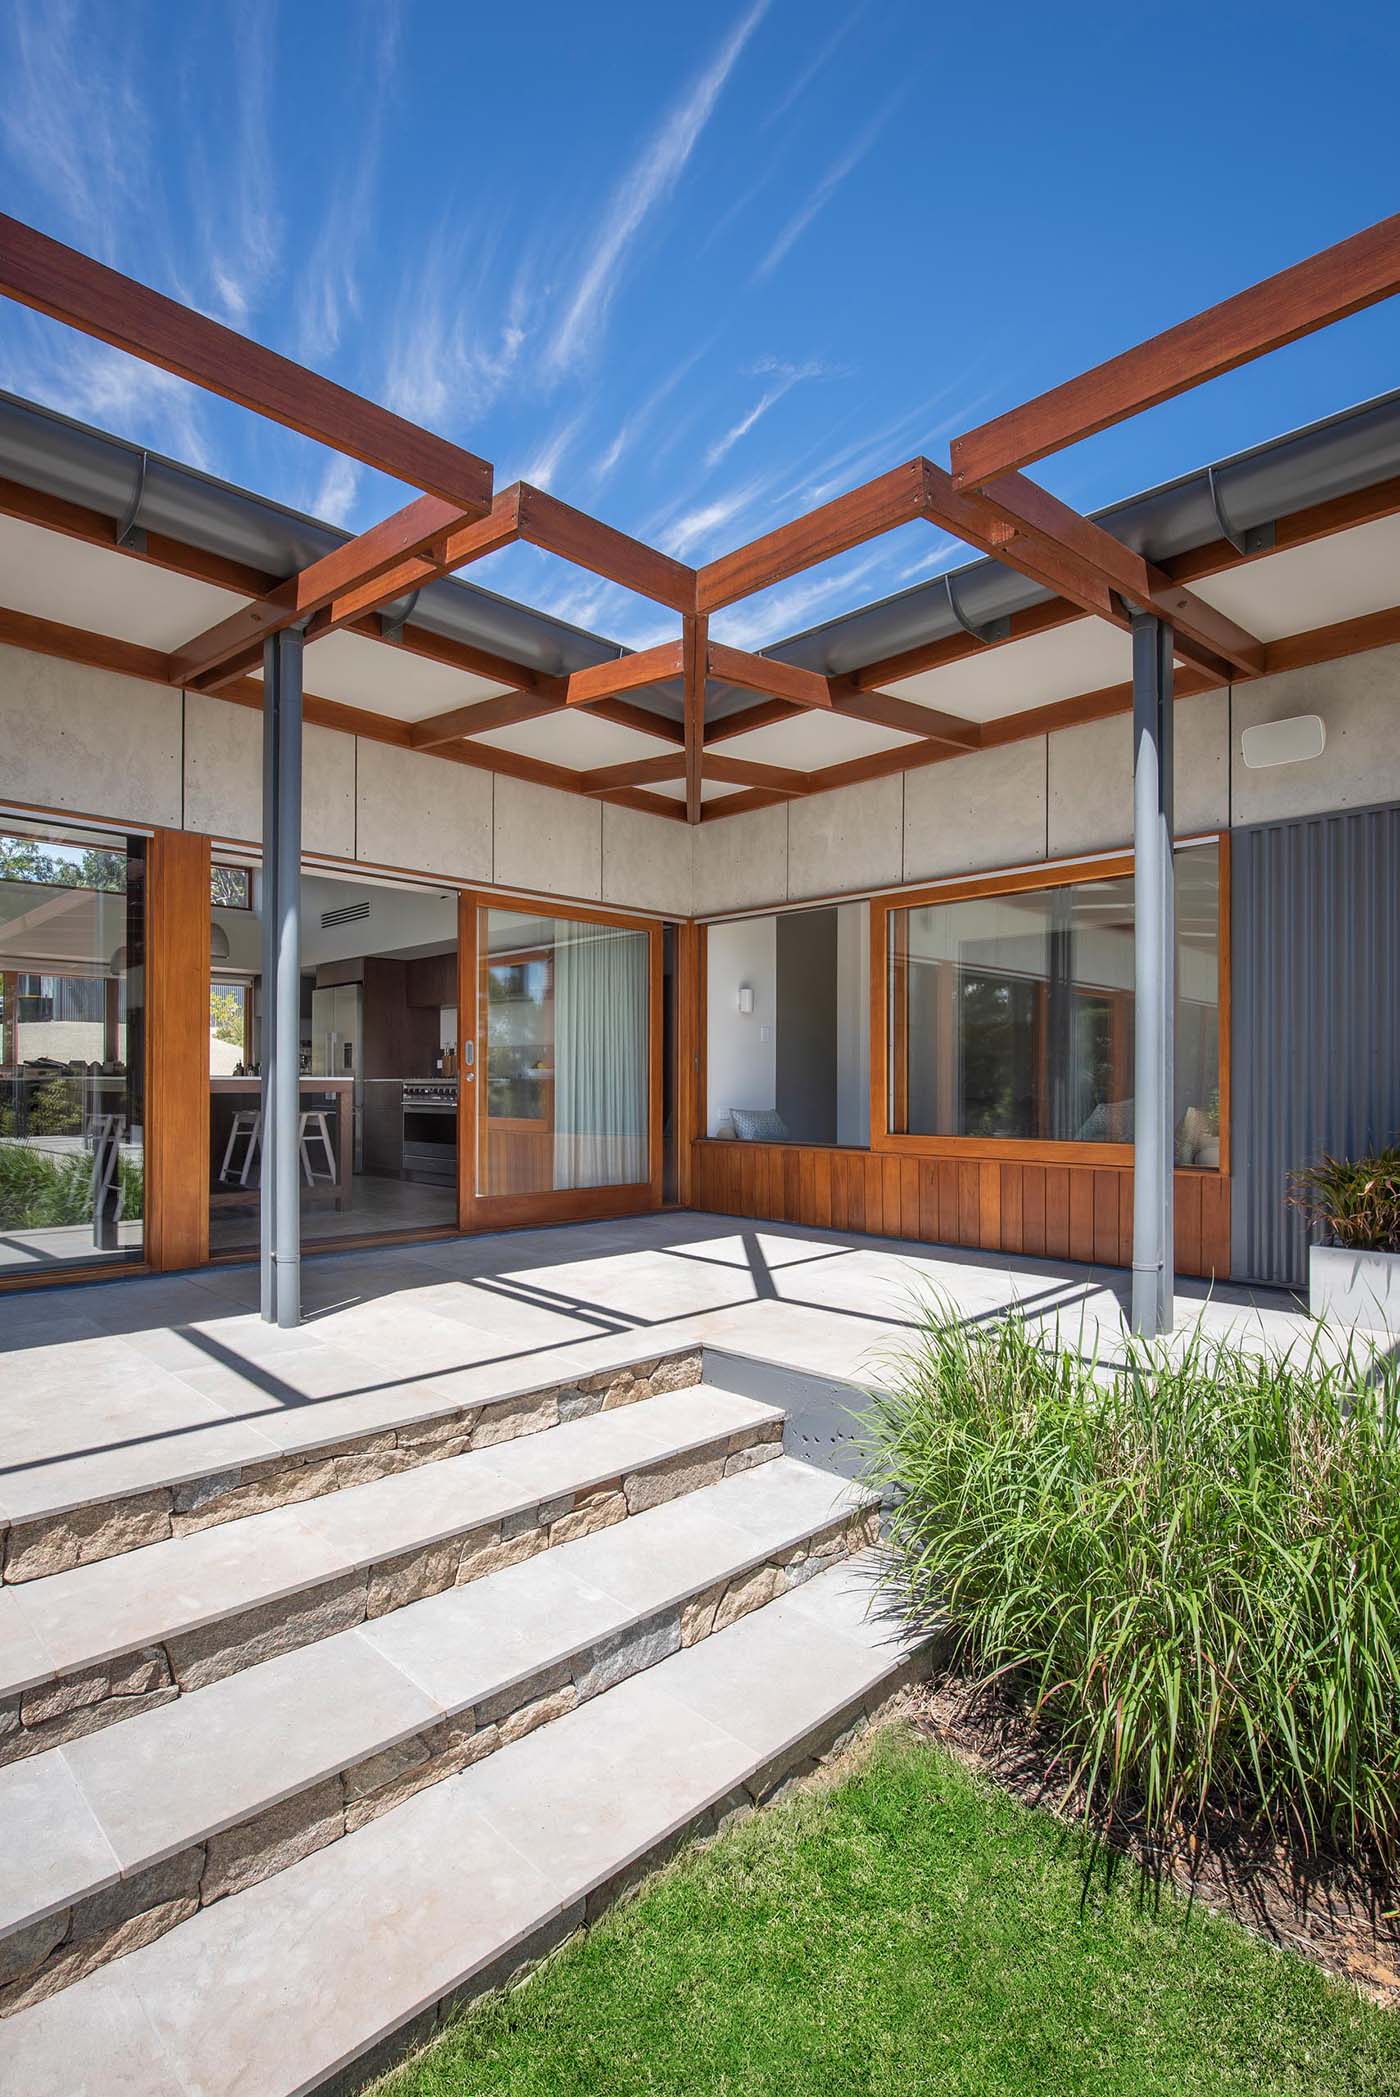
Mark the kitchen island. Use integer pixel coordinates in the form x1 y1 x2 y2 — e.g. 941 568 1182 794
209 1076 354 1211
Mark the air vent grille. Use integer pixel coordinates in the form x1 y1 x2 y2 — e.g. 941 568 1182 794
321 901 370 929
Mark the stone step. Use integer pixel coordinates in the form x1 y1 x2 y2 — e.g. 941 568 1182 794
0 1343 704 1586
0 1385 783 1765
0 1458 878 2017
0 1554 924 2097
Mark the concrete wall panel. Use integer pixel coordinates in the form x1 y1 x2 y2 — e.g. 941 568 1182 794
902 739 1047 881
600 802 692 917
0 647 182 828
354 739 492 881
692 803 788 915
493 775 602 900
1046 689 1229 856
1232 646 1400 825
787 776 903 900
183 695 355 855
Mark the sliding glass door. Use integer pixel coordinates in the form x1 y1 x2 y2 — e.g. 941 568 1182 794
460 896 661 1228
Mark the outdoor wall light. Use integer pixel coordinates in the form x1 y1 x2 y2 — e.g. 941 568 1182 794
737 984 754 1014
1240 714 1326 768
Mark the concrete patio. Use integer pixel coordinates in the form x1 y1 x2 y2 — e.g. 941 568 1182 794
0 1212 1312 1546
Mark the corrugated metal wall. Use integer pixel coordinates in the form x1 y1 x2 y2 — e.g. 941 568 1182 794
1231 801 1400 1287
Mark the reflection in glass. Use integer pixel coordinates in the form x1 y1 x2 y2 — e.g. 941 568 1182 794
479 909 648 1197
0 824 145 1273
888 843 1221 1161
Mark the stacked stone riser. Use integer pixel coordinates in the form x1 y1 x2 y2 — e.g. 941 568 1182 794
0 1350 705 1585
0 1505 880 2018
0 1407 775 1768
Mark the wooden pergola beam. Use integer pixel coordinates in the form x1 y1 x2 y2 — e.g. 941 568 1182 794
706 640 832 708
304 486 525 641
577 753 688 795
683 613 706 824
696 459 929 613
951 213 1400 489
564 640 684 707
703 754 812 794
171 492 487 689
0 214 493 512
516 486 695 613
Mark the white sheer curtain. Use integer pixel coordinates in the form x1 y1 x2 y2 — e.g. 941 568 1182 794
553 924 647 1189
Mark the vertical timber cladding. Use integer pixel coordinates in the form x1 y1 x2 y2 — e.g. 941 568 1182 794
689 1144 1228 1278
145 828 212 1269
1231 800 1400 1288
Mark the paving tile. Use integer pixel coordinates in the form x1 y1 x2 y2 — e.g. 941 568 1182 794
362 1550 631 1714
651 1578 889 1759
123 1782 558 2097
0 1586 55 1695
0 1747 121 1936
703 1455 865 1545
0 1366 281 1525
290 1450 520 1565
62 1632 438 1875
0 1967 183 2097
17 1506 348 1681
464 1668 752 1893
558 1494 766 1619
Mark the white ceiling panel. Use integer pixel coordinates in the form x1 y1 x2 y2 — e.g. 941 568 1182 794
1187 514 1400 641
0 514 244 647
650 777 739 802
714 709 916 769
473 711 671 767
298 629 509 720
887 617 1133 721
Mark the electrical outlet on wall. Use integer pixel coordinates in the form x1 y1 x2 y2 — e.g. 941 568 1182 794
759 1023 771 1042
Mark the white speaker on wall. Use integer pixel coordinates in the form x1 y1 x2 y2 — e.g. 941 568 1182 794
1239 714 1326 769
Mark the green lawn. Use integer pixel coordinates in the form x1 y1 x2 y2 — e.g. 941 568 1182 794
377 1729 1399 2097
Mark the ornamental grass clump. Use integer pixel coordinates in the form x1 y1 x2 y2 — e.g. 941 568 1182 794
862 1308 1400 1858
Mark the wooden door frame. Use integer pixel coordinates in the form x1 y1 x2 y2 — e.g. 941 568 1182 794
457 890 664 1232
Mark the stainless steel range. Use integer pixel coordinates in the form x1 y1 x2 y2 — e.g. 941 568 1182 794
401 1081 458 1185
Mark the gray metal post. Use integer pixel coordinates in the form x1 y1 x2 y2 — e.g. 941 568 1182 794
1130 613 1175 1336
259 628 304 1327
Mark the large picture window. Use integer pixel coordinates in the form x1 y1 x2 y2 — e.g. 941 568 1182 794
705 903 870 1147
883 843 1222 1164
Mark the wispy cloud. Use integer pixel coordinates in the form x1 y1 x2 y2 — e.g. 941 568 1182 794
295 4 403 362
595 342 714 482
761 3 866 129
383 228 535 432
0 1 150 261
196 1 282 327
308 454 362 527
521 412 584 490
704 355 835 469
544 0 768 374
753 90 902 283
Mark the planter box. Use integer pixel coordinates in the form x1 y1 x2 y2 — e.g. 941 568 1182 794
1308 1244 1400 1334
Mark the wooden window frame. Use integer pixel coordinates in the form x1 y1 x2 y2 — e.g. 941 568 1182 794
458 891 664 1232
869 841 1230 1171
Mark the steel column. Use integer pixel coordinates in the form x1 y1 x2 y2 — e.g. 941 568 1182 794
259 627 304 1327
1130 613 1175 1336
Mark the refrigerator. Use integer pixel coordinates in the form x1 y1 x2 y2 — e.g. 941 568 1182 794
310 984 363 1170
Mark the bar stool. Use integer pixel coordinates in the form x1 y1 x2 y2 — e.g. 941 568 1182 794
298 1111 337 1189
219 1110 262 1187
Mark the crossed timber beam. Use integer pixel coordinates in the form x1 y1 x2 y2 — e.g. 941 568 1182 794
951 213 1400 488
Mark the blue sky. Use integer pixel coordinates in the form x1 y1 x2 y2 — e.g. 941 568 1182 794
2 0 1397 649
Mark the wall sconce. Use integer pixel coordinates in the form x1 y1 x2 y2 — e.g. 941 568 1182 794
736 984 754 1015
1240 714 1325 769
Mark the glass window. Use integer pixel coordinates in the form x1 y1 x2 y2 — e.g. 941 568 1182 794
887 843 1221 1160
208 866 460 1253
705 903 870 1146
478 909 649 1196
0 822 145 1274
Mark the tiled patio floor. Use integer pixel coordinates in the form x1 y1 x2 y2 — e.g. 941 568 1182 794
0 1212 1311 1531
